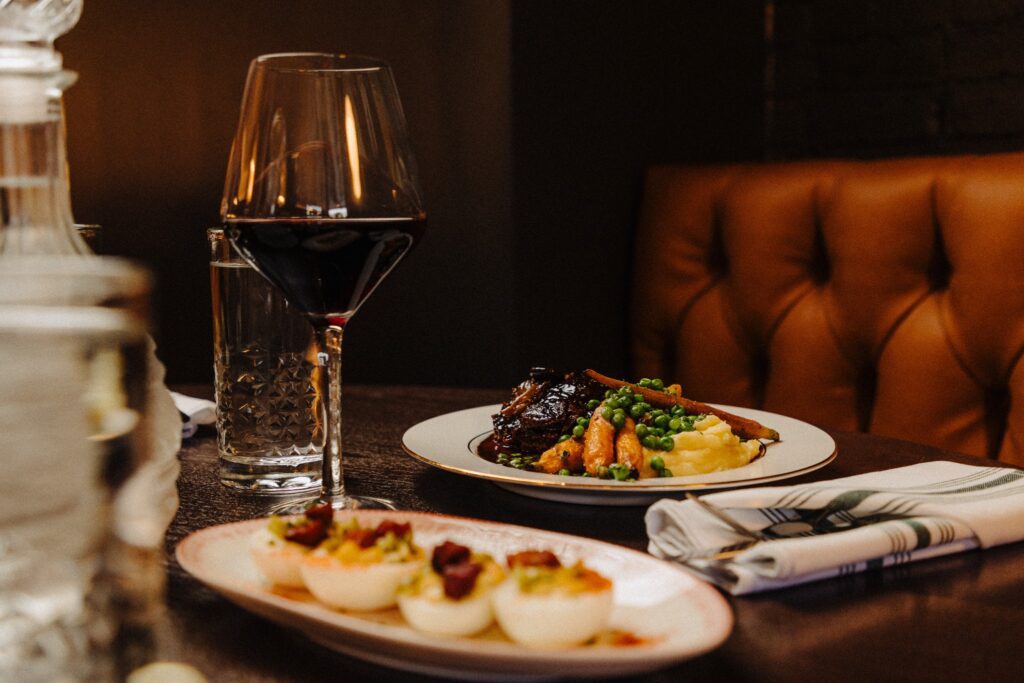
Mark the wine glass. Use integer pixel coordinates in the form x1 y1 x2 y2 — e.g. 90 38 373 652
221 53 425 511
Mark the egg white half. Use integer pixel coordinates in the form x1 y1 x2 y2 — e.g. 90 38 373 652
300 552 423 611
492 579 613 648
397 589 494 637
248 527 310 588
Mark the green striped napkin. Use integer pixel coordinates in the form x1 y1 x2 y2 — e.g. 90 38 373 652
645 461 1024 594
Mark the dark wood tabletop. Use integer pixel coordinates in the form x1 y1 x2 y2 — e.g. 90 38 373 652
158 385 1024 682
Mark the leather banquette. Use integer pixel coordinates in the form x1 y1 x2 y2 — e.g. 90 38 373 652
630 154 1024 465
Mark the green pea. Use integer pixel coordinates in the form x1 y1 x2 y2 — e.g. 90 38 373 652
635 423 648 438
659 436 674 450
650 409 665 419
609 464 630 481
660 468 674 477
611 412 626 428
642 435 658 449
652 427 665 437
636 402 651 413
577 416 589 426
557 434 571 443
558 468 571 476
587 399 600 410
668 418 681 430
572 425 585 438
650 455 665 471
651 378 664 390
654 414 670 429
602 407 614 421
630 404 645 419
639 378 652 388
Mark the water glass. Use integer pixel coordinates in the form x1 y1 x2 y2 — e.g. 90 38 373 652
208 228 323 493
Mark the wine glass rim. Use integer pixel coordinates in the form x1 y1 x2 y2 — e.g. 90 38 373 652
254 52 388 73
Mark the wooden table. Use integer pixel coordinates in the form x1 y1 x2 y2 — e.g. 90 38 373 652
158 385 1024 682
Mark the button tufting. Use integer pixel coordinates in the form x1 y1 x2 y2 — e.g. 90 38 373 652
632 155 1024 466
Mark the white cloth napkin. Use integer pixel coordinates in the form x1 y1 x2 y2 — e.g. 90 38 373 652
170 391 216 438
646 461 1024 594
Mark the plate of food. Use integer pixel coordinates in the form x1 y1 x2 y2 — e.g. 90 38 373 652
176 509 733 680
402 369 837 505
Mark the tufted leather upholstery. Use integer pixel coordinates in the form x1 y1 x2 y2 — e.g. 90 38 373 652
630 154 1024 464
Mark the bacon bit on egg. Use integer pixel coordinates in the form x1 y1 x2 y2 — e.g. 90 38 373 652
507 550 561 568
432 540 471 572
376 520 412 538
304 502 334 523
442 561 484 600
342 519 413 548
284 519 327 547
282 502 335 547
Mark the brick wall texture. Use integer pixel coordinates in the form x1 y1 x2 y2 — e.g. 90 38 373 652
768 0 1024 158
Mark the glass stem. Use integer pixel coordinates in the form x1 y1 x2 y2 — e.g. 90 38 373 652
317 324 344 501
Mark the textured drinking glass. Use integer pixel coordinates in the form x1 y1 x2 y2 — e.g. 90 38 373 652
209 228 323 493
223 53 425 511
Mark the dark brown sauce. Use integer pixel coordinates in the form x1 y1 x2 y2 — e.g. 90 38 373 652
476 434 539 463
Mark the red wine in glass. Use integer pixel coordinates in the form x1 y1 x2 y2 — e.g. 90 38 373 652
227 217 426 326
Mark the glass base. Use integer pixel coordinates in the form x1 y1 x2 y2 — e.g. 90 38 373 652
218 452 322 495
266 494 397 515
219 475 321 495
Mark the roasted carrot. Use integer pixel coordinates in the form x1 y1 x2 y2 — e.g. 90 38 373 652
582 404 616 476
615 417 643 473
584 369 781 441
533 438 584 474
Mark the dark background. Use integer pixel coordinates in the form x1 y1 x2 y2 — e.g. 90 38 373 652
56 0 1024 388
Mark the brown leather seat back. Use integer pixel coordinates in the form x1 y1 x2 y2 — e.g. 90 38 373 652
630 154 1024 464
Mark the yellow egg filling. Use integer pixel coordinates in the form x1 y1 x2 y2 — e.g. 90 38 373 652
511 561 612 596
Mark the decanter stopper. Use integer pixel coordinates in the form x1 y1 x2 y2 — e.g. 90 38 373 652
0 0 82 72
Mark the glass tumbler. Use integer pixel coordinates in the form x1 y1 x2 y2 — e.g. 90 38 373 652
208 228 323 493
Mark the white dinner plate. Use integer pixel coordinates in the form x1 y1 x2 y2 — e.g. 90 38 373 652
402 404 837 505
175 511 733 680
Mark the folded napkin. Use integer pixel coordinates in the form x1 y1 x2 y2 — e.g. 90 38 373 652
646 461 1024 594
170 391 216 439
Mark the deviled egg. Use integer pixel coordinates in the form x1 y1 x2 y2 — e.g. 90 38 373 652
493 550 613 649
397 540 506 637
249 502 333 588
300 518 424 611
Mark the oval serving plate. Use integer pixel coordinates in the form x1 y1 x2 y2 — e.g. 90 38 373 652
402 404 837 506
176 511 733 680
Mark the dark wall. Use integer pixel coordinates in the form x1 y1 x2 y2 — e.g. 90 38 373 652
57 1 766 388
510 1 766 379
769 0 1024 158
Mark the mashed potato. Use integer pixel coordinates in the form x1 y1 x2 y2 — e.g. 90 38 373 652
643 415 761 477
